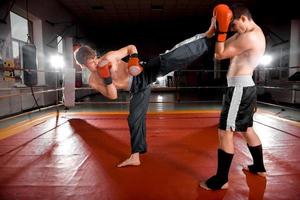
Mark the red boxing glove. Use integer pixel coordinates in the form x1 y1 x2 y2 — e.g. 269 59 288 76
128 53 143 76
213 4 233 42
97 60 112 85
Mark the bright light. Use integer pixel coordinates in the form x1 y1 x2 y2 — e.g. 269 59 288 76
157 95 163 102
259 54 272 66
50 55 64 68
157 76 164 81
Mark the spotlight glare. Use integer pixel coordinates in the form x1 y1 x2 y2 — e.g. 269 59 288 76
157 95 163 101
259 54 272 66
50 55 64 68
157 76 164 81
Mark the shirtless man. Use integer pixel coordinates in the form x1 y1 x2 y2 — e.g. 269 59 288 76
73 21 216 167
200 4 267 190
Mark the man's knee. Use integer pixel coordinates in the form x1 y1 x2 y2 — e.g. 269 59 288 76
218 129 234 139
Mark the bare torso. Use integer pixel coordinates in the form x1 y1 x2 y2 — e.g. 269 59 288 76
89 51 131 91
227 25 265 77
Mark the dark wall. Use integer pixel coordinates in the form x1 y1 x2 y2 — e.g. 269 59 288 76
83 0 300 57
84 16 212 58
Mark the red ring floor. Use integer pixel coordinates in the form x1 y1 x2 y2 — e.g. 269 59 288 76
0 111 299 200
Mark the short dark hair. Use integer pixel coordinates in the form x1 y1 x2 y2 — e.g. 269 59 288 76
74 46 96 67
231 4 252 20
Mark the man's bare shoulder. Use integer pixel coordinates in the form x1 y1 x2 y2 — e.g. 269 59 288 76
99 50 120 61
248 27 265 45
237 30 261 45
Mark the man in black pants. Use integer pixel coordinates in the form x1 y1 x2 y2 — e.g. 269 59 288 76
200 4 267 190
73 24 215 167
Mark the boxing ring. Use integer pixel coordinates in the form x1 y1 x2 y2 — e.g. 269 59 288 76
0 68 300 199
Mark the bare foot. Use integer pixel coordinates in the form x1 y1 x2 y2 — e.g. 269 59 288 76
117 153 141 168
199 181 228 190
242 165 267 177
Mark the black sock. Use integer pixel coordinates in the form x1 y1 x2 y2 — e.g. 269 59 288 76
206 149 234 190
247 144 266 173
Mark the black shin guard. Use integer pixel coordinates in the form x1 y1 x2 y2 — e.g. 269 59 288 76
206 149 234 190
247 144 266 173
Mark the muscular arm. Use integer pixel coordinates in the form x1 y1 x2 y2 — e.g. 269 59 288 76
215 32 255 60
89 75 118 100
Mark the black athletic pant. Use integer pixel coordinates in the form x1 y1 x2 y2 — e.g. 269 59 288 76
128 34 211 153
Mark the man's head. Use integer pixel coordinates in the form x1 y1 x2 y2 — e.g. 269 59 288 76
230 4 253 33
74 46 97 71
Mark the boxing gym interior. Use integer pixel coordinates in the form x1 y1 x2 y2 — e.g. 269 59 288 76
0 0 299 199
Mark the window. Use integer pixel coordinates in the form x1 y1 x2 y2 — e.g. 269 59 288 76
10 12 30 42
10 12 33 84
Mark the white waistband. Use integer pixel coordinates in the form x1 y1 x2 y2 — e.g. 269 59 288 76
227 76 255 87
